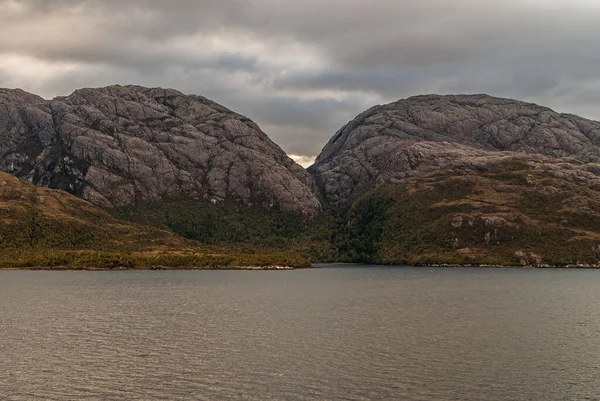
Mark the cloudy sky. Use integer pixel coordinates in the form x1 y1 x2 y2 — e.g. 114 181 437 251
1 0 600 165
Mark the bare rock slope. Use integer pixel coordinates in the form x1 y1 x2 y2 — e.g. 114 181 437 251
310 94 600 203
0 86 320 217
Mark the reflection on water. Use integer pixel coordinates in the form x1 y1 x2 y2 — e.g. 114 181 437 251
1 266 600 400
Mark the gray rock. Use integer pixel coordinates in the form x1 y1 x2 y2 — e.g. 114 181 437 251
0 85 321 217
311 94 600 203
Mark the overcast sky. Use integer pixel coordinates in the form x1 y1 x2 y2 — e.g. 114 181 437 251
2 0 600 165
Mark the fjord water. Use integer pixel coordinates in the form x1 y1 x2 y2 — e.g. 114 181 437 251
1 267 600 400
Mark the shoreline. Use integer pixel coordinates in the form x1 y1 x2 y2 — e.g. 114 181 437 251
0 265 305 271
314 263 600 269
421 263 600 269
3 263 600 271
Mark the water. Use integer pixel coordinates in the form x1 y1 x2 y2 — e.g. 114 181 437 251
1 265 600 400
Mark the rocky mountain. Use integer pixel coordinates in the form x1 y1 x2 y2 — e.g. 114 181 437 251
5 88 600 268
0 86 320 217
310 94 600 203
310 94 600 267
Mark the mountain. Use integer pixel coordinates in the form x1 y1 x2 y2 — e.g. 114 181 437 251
311 95 600 267
310 94 600 203
0 86 320 217
4 88 600 268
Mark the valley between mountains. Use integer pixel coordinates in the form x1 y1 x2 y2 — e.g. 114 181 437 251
2 86 600 269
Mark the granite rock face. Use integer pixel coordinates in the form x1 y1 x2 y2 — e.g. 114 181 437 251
0 86 321 217
310 94 600 203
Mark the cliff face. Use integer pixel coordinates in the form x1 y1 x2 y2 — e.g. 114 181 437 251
310 94 600 203
0 86 321 217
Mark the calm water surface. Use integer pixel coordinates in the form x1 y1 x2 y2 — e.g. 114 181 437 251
1 265 600 400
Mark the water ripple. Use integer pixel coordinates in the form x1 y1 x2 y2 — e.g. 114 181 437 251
1 267 600 400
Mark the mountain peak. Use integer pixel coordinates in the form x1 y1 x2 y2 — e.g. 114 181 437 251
311 94 600 203
0 85 321 217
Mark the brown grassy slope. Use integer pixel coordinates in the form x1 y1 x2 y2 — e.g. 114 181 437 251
0 172 310 268
338 158 600 266
0 171 186 251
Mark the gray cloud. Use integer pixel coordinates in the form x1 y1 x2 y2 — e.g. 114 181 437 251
2 0 600 157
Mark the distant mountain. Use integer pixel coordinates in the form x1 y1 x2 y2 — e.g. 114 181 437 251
310 95 600 266
0 86 320 217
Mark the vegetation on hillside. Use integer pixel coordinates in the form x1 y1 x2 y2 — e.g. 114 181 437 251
4 156 600 269
114 199 340 262
0 173 310 269
109 158 600 267
0 249 310 270
331 160 600 266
